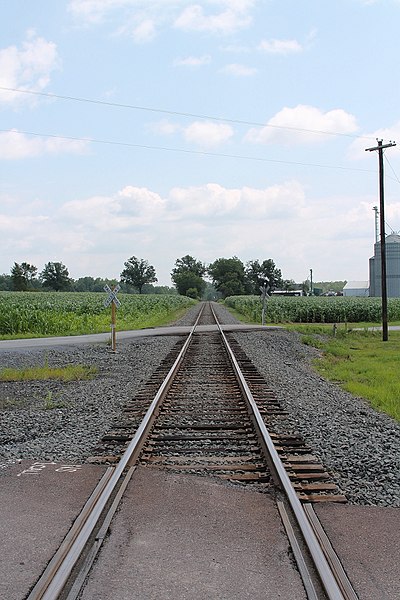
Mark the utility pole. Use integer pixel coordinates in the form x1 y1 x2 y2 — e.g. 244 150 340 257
365 139 396 341
309 268 313 296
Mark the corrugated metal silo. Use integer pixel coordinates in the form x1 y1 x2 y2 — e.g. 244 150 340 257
369 233 400 297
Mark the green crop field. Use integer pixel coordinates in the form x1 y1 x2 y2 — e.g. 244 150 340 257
225 294 400 422
225 295 400 324
0 292 196 339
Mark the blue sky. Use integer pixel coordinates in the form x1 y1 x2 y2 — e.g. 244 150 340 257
1 0 400 286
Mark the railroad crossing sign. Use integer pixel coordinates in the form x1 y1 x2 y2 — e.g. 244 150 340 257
104 284 121 352
103 284 121 308
259 279 270 326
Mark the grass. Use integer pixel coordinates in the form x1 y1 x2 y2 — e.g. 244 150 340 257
0 364 97 382
222 303 400 422
0 363 97 410
42 390 68 410
295 328 400 421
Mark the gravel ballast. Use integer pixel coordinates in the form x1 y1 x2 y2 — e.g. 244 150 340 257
1 303 399 507
0 336 181 465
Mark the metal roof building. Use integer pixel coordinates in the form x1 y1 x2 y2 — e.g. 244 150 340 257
343 281 369 297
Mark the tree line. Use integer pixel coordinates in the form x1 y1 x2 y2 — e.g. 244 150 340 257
1 255 301 299
0 260 174 295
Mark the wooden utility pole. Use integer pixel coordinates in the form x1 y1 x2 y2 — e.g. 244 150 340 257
365 139 396 341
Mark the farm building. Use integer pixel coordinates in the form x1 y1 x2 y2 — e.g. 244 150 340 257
369 233 400 297
343 281 369 297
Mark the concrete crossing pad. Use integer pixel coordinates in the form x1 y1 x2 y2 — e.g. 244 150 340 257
0 459 107 600
80 466 307 600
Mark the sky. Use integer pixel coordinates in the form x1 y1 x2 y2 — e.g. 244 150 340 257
1 0 400 287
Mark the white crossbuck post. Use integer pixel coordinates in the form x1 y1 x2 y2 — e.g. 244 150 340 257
260 279 270 326
104 285 121 351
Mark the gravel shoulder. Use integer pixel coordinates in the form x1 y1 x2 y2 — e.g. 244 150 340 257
1 302 399 507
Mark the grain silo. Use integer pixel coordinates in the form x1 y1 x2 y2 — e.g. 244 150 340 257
369 233 400 297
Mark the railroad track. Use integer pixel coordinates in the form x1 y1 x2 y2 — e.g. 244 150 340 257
27 302 357 600
91 302 345 503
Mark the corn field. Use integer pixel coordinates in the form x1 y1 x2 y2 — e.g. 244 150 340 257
225 295 400 324
0 292 196 337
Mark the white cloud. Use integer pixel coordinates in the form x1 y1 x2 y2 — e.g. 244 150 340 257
148 119 234 147
0 130 88 159
68 0 137 23
148 119 234 148
149 119 180 136
169 183 241 217
61 186 166 230
174 1 255 34
68 1 257 40
173 55 212 67
347 122 400 159
246 105 359 145
258 38 303 55
118 185 166 216
0 32 60 105
1 181 384 283
168 180 305 220
131 19 156 43
221 63 257 76
183 121 234 148
69 1 181 42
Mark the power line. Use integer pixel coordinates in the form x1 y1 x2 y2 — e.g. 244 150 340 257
384 153 400 184
0 128 377 173
385 220 398 234
0 85 376 141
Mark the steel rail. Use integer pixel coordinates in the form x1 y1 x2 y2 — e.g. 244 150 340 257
211 304 348 600
303 504 359 600
27 468 115 600
28 304 206 600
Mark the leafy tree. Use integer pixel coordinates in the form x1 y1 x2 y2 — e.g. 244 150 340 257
120 256 157 293
72 276 116 292
141 284 177 295
207 257 247 298
41 262 71 291
172 255 206 278
11 262 38 291
281 279 297 291
245 259 283 295
171 255 206 297
10 263 26 291
73 276 96 292
0 273 12 291
172 271 206 298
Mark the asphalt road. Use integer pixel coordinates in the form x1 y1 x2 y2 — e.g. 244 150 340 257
0 323 274 351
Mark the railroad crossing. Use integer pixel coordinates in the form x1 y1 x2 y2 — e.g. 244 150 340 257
104 284 121 351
